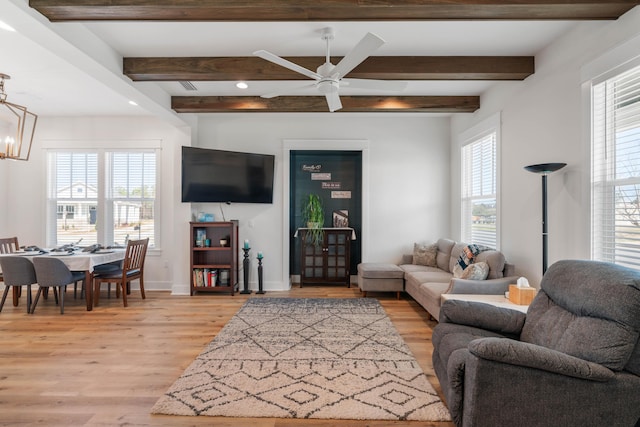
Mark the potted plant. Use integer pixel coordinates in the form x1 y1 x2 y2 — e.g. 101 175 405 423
302 193 324 246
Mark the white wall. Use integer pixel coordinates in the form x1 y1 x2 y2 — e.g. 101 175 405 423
451 7 640 285
0 161 8 234
192 114 451 290
1 113 450 293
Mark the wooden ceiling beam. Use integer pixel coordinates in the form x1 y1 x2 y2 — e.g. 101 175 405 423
171 96 480 113
124 56 534 81
29 1 640 21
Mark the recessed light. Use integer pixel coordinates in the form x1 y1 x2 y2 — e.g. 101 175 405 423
128 100 139 106
236 82 249 89
0 21 16 32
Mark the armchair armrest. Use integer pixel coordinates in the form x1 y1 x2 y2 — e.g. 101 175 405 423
439 300 526 335
469 337 614 382
447 275 518 294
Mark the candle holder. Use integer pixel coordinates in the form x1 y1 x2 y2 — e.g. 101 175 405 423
240 247 252 294
256 256 265 294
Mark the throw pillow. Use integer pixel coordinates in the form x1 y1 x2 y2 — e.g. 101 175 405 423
413 242 438 267
460 262 490 280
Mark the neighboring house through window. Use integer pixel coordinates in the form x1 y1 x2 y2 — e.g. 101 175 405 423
460 114 500 249
592 63 640 269
46 147 159 248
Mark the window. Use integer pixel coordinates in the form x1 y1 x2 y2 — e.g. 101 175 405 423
47 149 158 248
591 63 640 269
461 129 498 248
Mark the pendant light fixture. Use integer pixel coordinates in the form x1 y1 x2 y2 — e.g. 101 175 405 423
0 73 37 161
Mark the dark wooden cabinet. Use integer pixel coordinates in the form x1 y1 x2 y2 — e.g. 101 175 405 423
299 228 352 287
189 221 239 295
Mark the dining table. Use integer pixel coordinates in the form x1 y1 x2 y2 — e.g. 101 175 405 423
2 248 126 311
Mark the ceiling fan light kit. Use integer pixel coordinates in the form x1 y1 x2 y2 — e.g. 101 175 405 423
253 27 407 112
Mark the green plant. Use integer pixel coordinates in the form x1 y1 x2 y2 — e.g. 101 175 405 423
301 193 324 246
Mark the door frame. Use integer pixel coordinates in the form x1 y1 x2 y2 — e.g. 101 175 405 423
282 139 370 288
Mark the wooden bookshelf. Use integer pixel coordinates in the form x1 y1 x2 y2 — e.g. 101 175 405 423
189 221 239 295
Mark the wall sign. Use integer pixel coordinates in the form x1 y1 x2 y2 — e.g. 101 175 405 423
311 173 331 180
331 191 352 199
322 182 341 189
302 164 322 172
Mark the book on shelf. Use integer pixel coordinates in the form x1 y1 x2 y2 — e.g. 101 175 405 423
218 269 230 286
195 229 207 247
192 268 219 287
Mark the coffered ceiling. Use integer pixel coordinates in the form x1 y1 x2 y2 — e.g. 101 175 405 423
3 1 639 118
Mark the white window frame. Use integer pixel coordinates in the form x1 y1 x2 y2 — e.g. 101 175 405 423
459 113 501 249
590 63 640 269
44 141 161 249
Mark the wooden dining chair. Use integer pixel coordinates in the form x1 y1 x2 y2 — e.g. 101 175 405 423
32 257 87 315
93 238 149 307
0 256 37 313
0 236 19 255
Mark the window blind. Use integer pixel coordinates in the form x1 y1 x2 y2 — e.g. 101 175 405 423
592 64 640 269
107 151 156 245
46 152 99 245
461 131 497 248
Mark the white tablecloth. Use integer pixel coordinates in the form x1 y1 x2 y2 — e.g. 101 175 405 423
1 249 125 272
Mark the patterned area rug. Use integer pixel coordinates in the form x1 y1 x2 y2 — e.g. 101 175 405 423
151 298 451 421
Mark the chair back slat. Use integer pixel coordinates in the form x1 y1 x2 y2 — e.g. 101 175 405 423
0 237 19 254
123 238 149 272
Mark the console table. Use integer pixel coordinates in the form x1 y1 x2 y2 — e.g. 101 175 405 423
295 228 355 287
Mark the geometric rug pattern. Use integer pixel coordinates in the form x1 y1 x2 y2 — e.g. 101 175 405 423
151 298 451 421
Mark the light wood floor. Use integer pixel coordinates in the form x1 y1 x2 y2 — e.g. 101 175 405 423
0 286 453 427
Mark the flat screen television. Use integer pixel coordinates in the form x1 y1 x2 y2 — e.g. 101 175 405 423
181 146 275 204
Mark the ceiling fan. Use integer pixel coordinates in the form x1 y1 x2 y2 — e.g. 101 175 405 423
253 28 407 112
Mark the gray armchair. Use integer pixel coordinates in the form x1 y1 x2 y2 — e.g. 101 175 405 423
432 259 640 427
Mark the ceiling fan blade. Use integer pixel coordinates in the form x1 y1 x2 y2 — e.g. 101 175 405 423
342 78 408 92
253 50 321 80
260 82 316 99
325 92 343 112
331 32 385 79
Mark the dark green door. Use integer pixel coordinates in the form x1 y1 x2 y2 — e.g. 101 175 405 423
290 150 362 278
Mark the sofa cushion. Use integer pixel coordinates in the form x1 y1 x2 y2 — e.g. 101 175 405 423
523 292 637 371
627 340 640 376
475 250 506 279
358 262 404 279
436 238 455 272
432 322 507 367
522 260 640 371
413 242 438 267
406 269 454 285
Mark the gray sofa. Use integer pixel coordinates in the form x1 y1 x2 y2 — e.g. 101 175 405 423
432 260 640 427
400 238 517 320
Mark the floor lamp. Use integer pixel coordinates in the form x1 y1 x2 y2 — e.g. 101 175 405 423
524 162 567 275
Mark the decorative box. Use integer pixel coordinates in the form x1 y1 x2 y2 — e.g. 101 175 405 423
508 284 537 305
